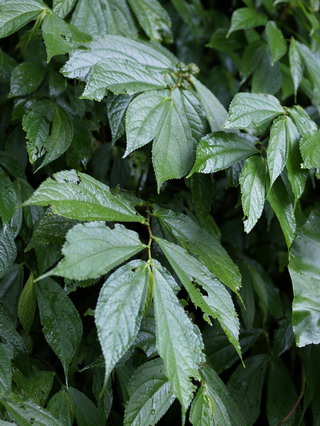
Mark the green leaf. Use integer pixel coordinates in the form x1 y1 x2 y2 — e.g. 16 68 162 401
190 131 258 175
61 35 174 81
189 386 214 426
9 62 46 97
285 116 307 203
53 0 77 17
0 307 26 354
0 395 63 426
36 278 83 381
43 223 145 280
251 47 282 95
82 58 167 100
267 178 296 247
224 93 284 129
266 21 287 65
201 366 247 426
152 89 196 189
67 387 104 426
267 357 298 425
22 110 50 164
289 38 303 97
12 369 54 406
154 207 242 293
71 0 137 38
47 390 73 426
23 170 145 223
228 355 268 424
127 0 172 42
124 358 175 426
0 0 48 39
0 225 17 280
289 211 320 346
0 343 12 393
296 42 320 102
288 105 318 137
300 130 320 169
95 260 148 382
107 94 133 144
125 90 169 156
228 7 267 36
18 272 36 333
156 237 241 357
192 77 228 131
152 261 205 414
240 155 266 232
267 116 288 186
0 171 18 223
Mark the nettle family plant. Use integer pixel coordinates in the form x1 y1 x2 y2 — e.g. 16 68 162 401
0 0 320 424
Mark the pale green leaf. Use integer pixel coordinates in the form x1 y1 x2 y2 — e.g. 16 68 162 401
18 272 36 333
152 261 205 413
23 170 145 223
156 237 241 356
228 355 268 425
47 390 73 426
0 343 12 393
95 260 148 382
154 207 242 293
289 211 320 346
124 358 175 426
107 94 133 144
189 131 258 175
267 178 296 247
43 223 145 280
201 366 247 426
228 7 267 36
0 395 63 426
0 171 18 223
0 225 17 280
9 62 46 97
0 0 48 39
285 116 307 203
125 90 169 156
224 93 284 129
266 21 287 64
67 387 104 426
189 386 214 426
300 130 320 169
53 0 77 17
289 38 303 97
71 0 137 38
288 105 318 137
267 116 288 186
240 155 266 233
36 278 83 381
127 0 172 42
192 77 228 131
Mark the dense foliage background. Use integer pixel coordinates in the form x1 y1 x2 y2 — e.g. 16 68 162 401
0 0 320 424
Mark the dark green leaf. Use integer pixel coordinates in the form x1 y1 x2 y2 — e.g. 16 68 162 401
228 8 267 36
18 272 36 333
0 343 12 393
0 171 18 223
47 390 73 426
9 62 46 97
289 38 303 97
107 94 133 144
67 387 104 426
266 21 287 64
0 225 17 280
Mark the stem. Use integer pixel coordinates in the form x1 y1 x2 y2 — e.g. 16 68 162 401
279 364 306 425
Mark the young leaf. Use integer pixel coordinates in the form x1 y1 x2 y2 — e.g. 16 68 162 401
228 7 267 36
240 155 266 233
201 366 247 425
23 170 145 223
124 358 175 426
53 0 77 18
42 223 146 280
300 130 320 169
0 343 12 393
36 278 83 381
154 207 242 293
95 260 148 383
0 0 48 39
289 211 320 346
152 261 205 414
189 386 214 426
224 93 284 129
0 225 17 280
289 38 303 97
127 0 172 42
227 355 268 424
155 237 241 357
189 131 258 175
67 387 104 426
18 272 36 333
107 94 133 144
9 62 46 97
267 116 288 186
266 21 287 65
125 90 169 156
